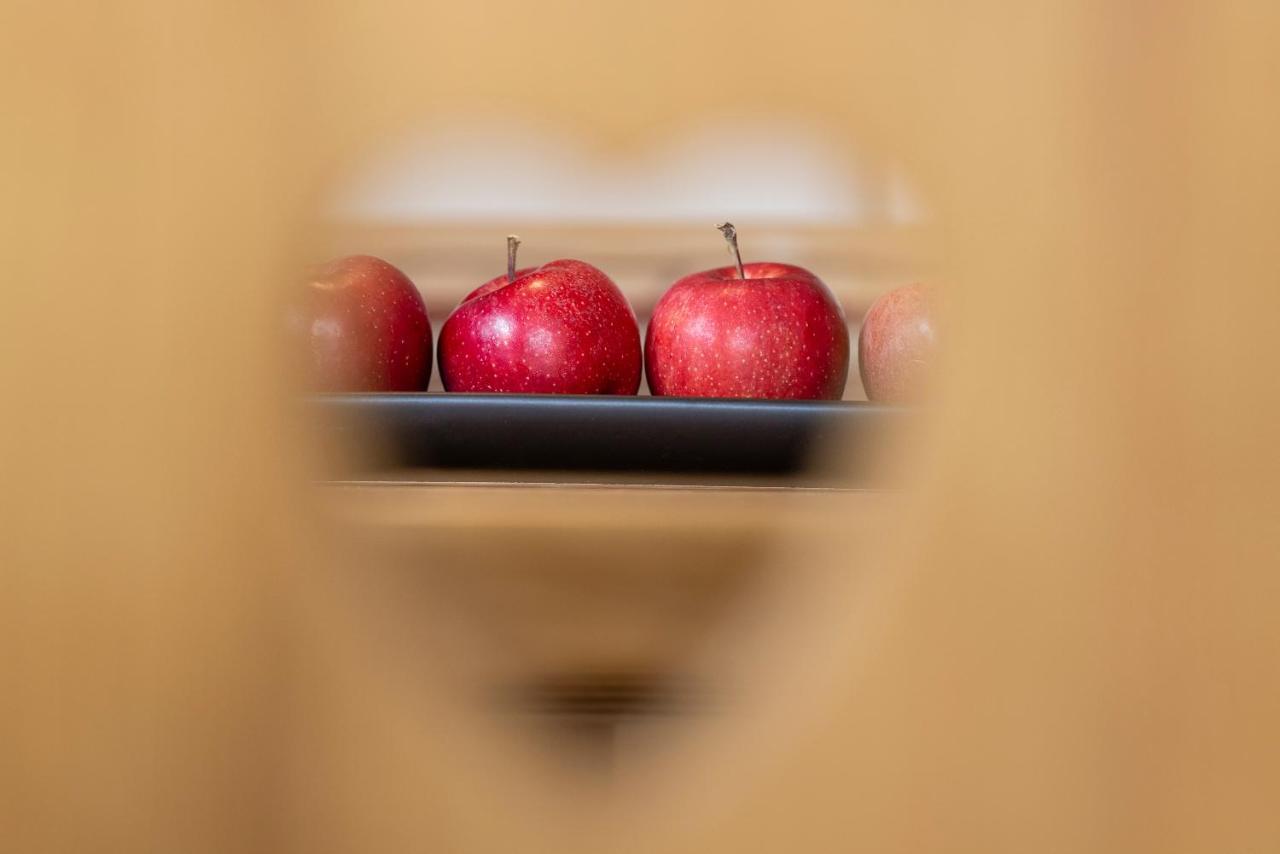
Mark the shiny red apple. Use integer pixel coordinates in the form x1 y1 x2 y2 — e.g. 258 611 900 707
289 255 432 392
857 283 936 402
438 237 641 394
645 224 849 399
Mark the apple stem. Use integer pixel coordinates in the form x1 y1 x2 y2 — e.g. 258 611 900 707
507 234 521 283
717 222 746 279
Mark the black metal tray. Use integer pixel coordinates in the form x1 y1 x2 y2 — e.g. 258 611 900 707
311 394 906 486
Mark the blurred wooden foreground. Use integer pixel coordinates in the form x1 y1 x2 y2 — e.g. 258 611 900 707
4 1 1280 854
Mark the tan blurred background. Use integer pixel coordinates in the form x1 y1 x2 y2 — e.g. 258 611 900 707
3 1 1279 853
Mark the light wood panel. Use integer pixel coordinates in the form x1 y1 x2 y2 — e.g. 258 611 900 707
321 222 933 319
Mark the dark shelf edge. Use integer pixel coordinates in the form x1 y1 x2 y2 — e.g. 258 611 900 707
308 393 908 487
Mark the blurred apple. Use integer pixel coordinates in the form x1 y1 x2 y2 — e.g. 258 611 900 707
857 283 936 402
645 224 849 399
438 237 641 394
289 255 432 392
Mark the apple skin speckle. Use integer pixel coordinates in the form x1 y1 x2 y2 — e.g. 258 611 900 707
289 255 432 392
645 262 849 400
438 259 642 394
857 283 936 403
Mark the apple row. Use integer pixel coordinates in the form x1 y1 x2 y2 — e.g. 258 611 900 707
292 224 935 402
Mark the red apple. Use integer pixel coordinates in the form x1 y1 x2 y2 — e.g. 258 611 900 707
857 283 936 402
289 255 432 392
438 237 641 394
645 224 849 399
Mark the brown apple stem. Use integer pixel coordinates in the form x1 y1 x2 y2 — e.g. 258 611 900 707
717 222 746 279
507 234 521 283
